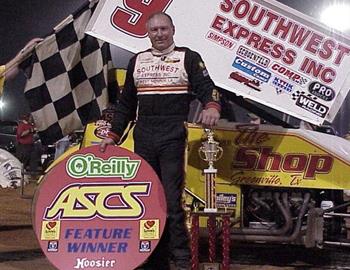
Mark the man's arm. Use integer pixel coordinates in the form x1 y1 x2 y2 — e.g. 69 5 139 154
0 38 43 95
100 56 138 152
185 49 221 127
1 38 43 80
0 66 5 93
19 127 35 138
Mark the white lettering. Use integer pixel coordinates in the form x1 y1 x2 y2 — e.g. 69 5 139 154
74 257 116 269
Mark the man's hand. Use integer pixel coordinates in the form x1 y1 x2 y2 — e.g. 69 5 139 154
99 138 115 152
197 107 220 127
4 37 44 80
17 37 44 59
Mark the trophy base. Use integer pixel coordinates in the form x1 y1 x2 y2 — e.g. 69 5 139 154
204 168 217 174
204 208 218 213
201 262 221 270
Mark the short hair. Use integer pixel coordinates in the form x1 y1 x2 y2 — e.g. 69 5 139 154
146 12 174 27
20 113 30 121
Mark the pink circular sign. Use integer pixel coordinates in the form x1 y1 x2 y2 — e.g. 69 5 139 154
33 145 167 270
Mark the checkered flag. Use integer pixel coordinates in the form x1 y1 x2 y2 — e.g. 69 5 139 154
22 0 118 145
291 90 318 101
292 90 308 101
297 77 309 86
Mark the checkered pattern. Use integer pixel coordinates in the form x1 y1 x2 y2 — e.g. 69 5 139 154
297 76 309 86
291 90 318 101
22 0 117 145
275 88 282 94
272 77 293 95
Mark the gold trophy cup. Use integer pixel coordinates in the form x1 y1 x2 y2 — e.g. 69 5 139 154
198 129 223 212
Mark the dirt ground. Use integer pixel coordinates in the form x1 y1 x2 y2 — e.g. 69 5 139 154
0 182 318 270
0 182 56 270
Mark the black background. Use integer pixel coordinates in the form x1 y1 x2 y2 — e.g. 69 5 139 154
0 0 85 120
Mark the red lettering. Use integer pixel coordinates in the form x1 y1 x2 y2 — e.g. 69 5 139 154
235 126 270 145
334 44 350 65
256 147 282 171
282 154 307 172
212 15 226 32
232 147 259 169
232 147 333 179
270 43 283 60
320 67 336 84
223 20 239 38
234 0 250 19
235 26 250 40
319 39 336 60
262 11 279 32
220 0 234 13
283 49 296 65
304 32 324 55
305 156 333 179
259 37 274 54
273 18 293 40
300 57 323 78
246 32 262 49
289 25 312 47
247 4 266 26
300 57 335 83
111 0 172 37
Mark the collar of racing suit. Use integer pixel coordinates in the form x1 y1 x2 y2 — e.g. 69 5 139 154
151 43 175 56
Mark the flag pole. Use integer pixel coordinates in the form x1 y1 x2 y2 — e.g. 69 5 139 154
0 39 41 79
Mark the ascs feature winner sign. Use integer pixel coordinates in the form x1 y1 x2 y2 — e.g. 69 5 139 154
33 145 167 270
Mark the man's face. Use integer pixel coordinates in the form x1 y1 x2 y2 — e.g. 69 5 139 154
146 14 174 51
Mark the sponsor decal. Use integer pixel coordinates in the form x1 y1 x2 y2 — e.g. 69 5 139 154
94 126 110 139
64 227 130 253
271 76 294 95
66 154 140 180
236 46 270 68
295 94 329 117
41 221 61 240
216 193 236 208
73 257 116 269
139 219 160 240
202 263 221 270
95 120 111 127
198 61 209 77
139 241 151 253
33 145 167 270
271 62 310 87
212 88 220 101
206 30 235 50
308 82 335 101
44 183 150 220
229 71 261 91
291 90 317 101
160 56 180 63
232 146 333 180
48 241 59 252
233 57 271 83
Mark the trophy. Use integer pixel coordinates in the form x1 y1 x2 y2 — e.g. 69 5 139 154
198 129 223 212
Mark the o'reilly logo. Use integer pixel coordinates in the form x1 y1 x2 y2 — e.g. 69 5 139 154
67 154 140 180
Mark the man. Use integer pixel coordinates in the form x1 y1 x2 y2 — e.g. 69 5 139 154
16 113 36 172
100 12 221 270
0 38 43 95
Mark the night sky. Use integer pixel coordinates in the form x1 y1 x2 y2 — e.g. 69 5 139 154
0 0 85 120
1 0 349 133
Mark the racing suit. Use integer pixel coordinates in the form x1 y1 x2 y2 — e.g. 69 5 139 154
109 43 221 269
